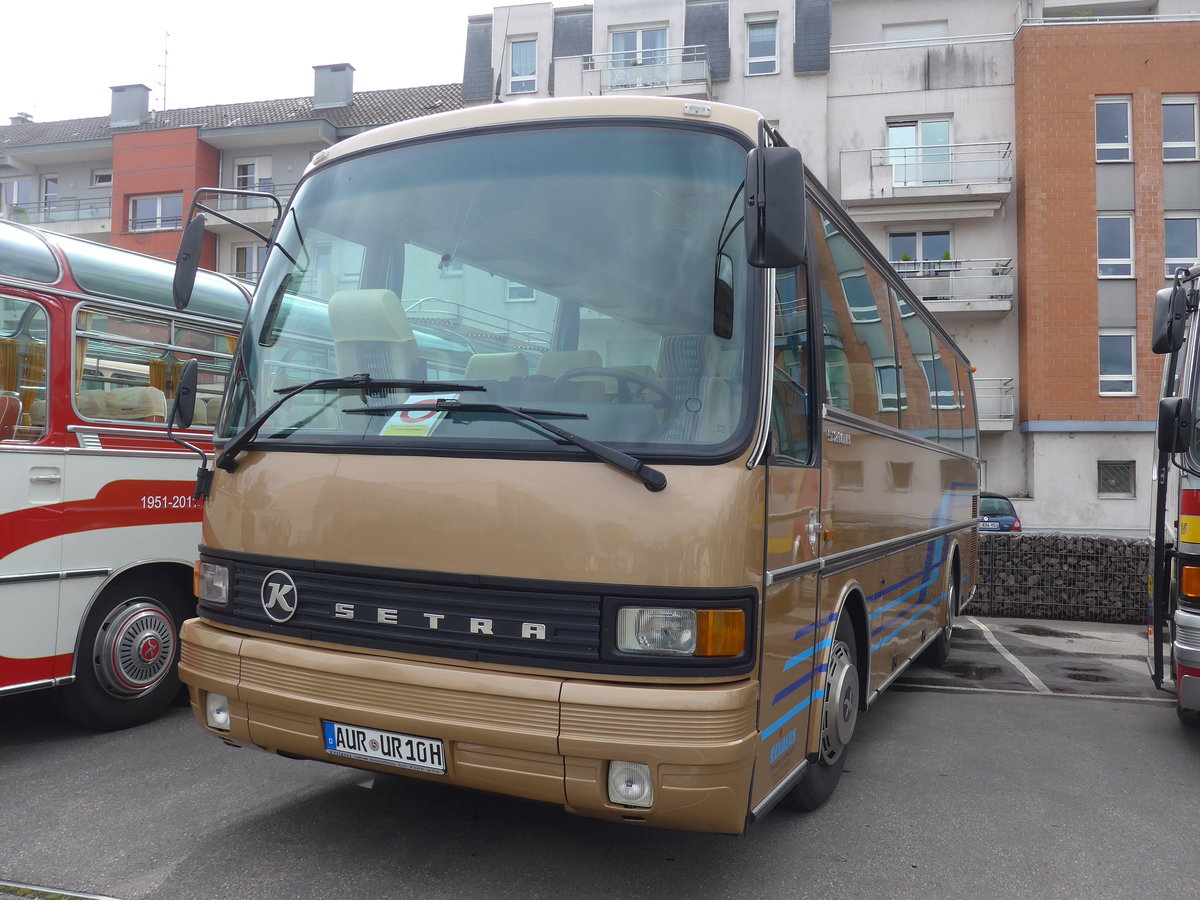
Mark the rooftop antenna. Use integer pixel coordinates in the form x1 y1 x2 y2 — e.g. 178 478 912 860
157 32 170 112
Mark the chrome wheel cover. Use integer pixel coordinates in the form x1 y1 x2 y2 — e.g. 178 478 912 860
94 601 177 697
819 638 859 764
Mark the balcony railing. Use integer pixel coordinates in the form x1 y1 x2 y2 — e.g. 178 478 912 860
1 198 112 225
555 46 711 99
210 182 298 212
975 376 1015 431
877 142 1013 188
403 298 552 352
894 258 1014 308
840 142 1013 207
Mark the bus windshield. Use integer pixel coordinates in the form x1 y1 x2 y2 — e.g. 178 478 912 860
224 123 758 460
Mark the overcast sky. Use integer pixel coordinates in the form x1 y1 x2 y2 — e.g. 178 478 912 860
3 0 498 123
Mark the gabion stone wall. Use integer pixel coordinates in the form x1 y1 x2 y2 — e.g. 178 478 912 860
974 532 1150 624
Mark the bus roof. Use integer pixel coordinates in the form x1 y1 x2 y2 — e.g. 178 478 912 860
309 96 765 173
0 220 250 322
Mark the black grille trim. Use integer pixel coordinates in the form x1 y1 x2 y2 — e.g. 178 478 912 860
198 547 758 676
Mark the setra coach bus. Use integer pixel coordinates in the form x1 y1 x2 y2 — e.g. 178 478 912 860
171 96 980 833
0 220 249 729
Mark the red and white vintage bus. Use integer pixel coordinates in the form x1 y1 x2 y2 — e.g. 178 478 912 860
0 220 248 729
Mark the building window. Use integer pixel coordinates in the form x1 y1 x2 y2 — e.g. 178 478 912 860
234 244 268 281
842 272 880 322
612 27 668 67
509 39 536 94
507 281 534 302
40 176 58 214
1096 97 1131 162
875 360 907 411
1097 214 1133 277
746 20 779 75
129 194 184 232
1163 96 1198 161
1097 460 1136 498
1098 329 1135 395
1165 215 1199 278
919 355 960 409
888 119 951 186
91 170 113 188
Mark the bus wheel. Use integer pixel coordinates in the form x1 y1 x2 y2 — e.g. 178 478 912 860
52 574 188 731
783 612 860 811
921 558 959 667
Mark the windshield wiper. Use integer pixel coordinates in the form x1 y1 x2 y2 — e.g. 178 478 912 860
347 398 668 493
215 374 484 473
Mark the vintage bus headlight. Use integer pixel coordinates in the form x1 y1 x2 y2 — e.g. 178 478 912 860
205 692 231 730
616 607 745 657
197 561 230 606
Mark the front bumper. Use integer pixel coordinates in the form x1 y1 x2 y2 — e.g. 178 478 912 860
179 618 759 834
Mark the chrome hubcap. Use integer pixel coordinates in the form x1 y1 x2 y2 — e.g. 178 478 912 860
95 601 177 697
819 639 859 764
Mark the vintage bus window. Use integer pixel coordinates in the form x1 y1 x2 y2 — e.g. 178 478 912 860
771 265 812 464
0 296 49 441
894 290 939 444
0 223 60 284
812 208 898 428
74 306 230 426
60 233 249 321
932 333 965 451
234 124 755 458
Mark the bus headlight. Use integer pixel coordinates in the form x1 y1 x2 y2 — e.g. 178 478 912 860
205 692 231 731
616 607 745 657
197 561 230 606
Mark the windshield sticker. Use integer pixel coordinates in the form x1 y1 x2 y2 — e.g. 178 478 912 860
380 393 457 437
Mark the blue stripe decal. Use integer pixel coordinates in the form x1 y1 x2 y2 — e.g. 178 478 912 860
783 637 832 672
762 690 824 741
872 591 946 651
773 663 827 705
793 612 837 641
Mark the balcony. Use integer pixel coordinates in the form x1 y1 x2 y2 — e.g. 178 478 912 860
975 376 1015 432
553 46 711 100
840 142 1013 219
0 198 113 238
896 258 1014 319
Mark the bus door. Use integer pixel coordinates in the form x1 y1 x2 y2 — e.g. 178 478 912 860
0 294 64 688
751 266 823 810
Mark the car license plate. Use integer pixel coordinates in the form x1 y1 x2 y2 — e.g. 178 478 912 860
980 521 1000 530
322 720 446 774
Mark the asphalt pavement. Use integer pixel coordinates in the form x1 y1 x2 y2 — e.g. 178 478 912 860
1 615 1195 900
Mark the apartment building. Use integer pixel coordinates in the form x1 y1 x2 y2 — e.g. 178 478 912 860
0 67 461 275
3 1 1198 531
461 0 1200 532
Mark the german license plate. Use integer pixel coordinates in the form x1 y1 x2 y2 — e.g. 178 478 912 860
980 521 1000 530
322 720 446 774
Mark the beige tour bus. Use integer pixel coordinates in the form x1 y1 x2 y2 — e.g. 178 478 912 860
172 96 979 834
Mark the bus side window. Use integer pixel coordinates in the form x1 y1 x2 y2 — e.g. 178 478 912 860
771 265 812 465
892 287 940 445
812 209 898 428
0 299 49 441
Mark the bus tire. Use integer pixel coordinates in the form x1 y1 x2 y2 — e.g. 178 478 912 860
921 557 959 668
782 612 860 812
52 573 190 731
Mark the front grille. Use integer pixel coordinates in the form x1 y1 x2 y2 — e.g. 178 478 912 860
218 558 602 664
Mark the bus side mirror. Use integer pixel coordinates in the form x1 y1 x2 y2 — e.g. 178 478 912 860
1152 285 1188 354
170 359 199 431
745 147 806 269
1158 396 1193 453
173 215 207 311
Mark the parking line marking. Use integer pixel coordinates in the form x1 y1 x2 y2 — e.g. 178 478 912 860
965 615 1052 694
895 682 1176 703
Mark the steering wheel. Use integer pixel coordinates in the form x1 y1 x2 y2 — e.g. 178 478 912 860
552 367 673 410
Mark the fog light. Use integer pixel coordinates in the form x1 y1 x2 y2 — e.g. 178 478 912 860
205 692 231 731
607 760 653 808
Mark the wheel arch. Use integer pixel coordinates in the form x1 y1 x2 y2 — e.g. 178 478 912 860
831 582 869 712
